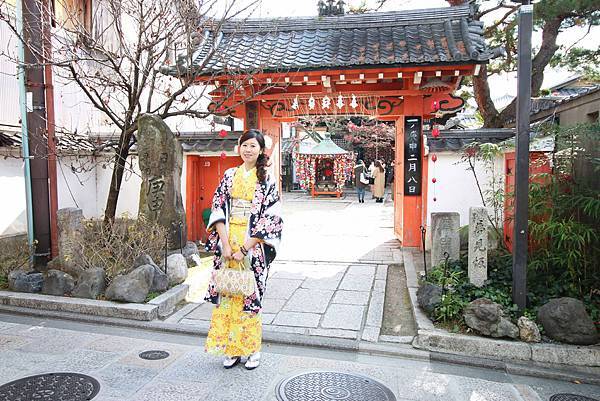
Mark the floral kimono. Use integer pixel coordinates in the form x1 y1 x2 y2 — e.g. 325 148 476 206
204 166 283 357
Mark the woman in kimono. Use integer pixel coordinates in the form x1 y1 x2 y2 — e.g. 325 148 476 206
372 160 385 203
204 129 283 370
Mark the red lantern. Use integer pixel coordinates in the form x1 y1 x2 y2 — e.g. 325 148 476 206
220 152 227 159
431 154 438 162
218 129 227 138
432 177 437 183
432 127 440 138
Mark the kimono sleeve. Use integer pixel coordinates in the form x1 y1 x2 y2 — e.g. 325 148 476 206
250 179 283 256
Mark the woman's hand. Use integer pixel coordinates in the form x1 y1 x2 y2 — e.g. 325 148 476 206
232 250 245 262
221 242 233 260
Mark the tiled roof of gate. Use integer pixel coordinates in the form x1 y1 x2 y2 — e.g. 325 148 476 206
175 5 493 76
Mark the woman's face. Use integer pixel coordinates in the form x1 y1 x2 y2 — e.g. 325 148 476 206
239 137 262 165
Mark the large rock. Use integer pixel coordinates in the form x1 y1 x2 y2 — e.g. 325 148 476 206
537 298 598 345
42 269 75 296
105 264 154 303
8 270 44 293
133 254 167 292
137 114 187 249
72 267 106 299
164 253 188 286
417 283 442 314
518 316 541 343
182 242 199 263
463 298 518 339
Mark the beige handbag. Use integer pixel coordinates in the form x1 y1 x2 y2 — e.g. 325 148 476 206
213 257 255 296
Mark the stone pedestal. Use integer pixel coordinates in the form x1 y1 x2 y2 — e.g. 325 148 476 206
468 207 488 287
137 114 187 249
430 212 460 268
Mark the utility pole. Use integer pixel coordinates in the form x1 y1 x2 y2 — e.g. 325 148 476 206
512 0 533 312
23 0 51 269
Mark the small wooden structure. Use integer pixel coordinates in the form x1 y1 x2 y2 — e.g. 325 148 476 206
295 135 354 197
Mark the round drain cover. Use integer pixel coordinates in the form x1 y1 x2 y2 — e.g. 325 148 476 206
550 395 599 401
139 350 170 360
0 372 100 401
276 371 396 401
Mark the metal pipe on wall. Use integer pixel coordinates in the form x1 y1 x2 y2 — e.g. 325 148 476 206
16 0 35 259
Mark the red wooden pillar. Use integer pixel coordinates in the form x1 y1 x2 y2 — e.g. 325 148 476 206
396 96 426 248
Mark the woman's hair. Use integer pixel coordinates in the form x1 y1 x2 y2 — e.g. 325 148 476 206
239 129 268 182
375 160 384 173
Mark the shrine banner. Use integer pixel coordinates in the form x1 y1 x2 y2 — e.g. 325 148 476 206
403 116 422 196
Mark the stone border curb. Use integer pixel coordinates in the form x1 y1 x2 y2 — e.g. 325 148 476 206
402 249 600 369
147 284 189 317
0 285 189 321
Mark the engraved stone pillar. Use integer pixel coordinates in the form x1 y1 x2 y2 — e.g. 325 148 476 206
138 114 186 249
431 212 460 268
468 207 489 287
56 207 84 275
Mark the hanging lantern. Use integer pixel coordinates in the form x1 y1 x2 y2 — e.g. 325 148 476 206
350 94 358 109
432 127 440 138
336 94 344 109
432 177 437 183
322 95 331 109
220 152 227 159
308 95 316 110
431 154 438 162
218 129 227 138
432 100 439 111
291 95 299 110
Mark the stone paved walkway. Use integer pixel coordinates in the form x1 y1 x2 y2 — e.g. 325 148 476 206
173 190 407 344
1 316 598 401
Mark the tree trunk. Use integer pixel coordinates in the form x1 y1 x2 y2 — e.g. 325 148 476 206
103 131 133 224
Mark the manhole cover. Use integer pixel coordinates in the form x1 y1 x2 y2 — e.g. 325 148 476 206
550 395 599 401
138 350 170 360
0 372 100 401
276 371 396 401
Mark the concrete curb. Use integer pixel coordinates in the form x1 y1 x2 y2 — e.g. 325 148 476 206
0 284 190 322
401 249 600 369
0 290 158 321
147 284 189 318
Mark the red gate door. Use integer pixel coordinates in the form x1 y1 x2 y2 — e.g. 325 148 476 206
503 151 551 251
186 155 241 242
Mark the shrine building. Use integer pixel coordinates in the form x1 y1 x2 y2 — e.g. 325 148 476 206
172 4 495 247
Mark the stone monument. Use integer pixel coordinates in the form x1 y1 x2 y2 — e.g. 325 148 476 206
431 212 460 268
468 207 488 287
138 114 186 249
56 208 85 277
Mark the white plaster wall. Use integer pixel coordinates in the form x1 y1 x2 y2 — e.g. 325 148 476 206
426 151 504 227
0 158 27 236
94 156 142 218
